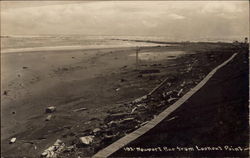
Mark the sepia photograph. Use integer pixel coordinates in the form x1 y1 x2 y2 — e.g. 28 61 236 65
1 1 249 157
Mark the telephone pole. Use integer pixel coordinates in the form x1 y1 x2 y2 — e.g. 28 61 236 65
136 47 140 69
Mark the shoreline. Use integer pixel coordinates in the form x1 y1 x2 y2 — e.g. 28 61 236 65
1 44 168 54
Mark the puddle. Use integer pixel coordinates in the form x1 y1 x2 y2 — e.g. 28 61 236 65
129 51 186 61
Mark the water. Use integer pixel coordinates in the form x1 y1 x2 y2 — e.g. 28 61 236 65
1 35 172 53
129 51 186 61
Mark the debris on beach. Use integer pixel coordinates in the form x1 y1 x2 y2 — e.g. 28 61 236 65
45 106 56 113
79 136 94 145
105 112 133 123
106 117 137 130
63 145 74 153
103 133 118 142
37 45 235 158
22 66 28 69
84 121 91 125
157 101 166 107
115 88 120 91
137 103 146 107
167 97 177 103
41 139 65 158
132 95 147 104
93 128 101 134
72 108 87 112
177 89 183 96
162 92 167 98
107 120 117 127
186 64 192 72
140 121 149 127
180 81 186 87
120 118 135 124
168 90 179 98
131 107 137 114
45 115 53 121
9 137 16 144
166 91 173 96
75 74 188 150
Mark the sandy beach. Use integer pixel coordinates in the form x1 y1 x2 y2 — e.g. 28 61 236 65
1 44 182 155
1 46 153 138
1 42 238 157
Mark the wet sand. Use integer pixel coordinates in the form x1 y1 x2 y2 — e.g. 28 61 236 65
1 47 142 137
1 43 237 157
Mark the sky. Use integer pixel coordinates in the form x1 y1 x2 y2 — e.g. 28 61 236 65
1 1 249 40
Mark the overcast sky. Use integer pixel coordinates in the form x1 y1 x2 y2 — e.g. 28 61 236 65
1 1 249 40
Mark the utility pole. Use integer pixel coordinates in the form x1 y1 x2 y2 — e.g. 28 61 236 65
136 47 140 69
